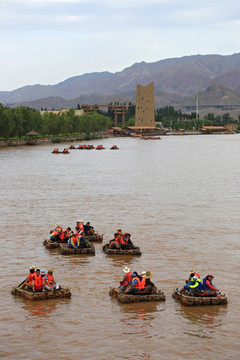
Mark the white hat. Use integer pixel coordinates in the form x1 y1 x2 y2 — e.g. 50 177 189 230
55 223 60 227
141 271 146 276
77 219 83 223
29 265 36 270
192 275 198 280
123 266 130 273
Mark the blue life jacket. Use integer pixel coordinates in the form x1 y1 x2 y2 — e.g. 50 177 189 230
202 277 213 290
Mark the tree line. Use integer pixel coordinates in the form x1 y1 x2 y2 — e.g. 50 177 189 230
1 103 239 139
0 104 112 139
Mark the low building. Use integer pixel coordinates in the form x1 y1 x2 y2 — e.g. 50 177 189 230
200 126 226 134
124 126 163 136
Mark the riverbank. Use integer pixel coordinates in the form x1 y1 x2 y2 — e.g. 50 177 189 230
0 134 110 147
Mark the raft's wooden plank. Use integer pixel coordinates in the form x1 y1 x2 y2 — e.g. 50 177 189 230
43 239 60 249
85 234 103 242
109 287 165 303
11 287 71 301
59 243 95 255
172 288 228 306
102 244 142 255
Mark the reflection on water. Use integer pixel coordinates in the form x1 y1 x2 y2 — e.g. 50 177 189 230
176 304 227 339
23 301 58 318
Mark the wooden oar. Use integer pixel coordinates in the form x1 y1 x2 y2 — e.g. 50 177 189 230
17 277 27 288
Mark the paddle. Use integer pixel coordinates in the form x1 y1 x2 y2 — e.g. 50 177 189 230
18 277 27 288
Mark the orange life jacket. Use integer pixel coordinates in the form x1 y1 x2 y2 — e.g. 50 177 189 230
60 229 69 240
45 274 54 286
120 237 127 245
27 272 35 284
114 236 120 244
55 226 63 235
34 274 43 290
132 277 141 289
140 277 146 290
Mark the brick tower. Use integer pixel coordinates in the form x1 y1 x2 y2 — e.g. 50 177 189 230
135 82 155 127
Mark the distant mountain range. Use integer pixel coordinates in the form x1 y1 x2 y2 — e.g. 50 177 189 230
1 53 240 114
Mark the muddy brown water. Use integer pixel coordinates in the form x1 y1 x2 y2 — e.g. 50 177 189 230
1 135 240 360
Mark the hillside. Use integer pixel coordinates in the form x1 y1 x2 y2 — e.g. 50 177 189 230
1 53 240 112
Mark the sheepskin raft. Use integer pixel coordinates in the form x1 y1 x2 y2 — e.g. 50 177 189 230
59 243 95 255
11 287 71 301
85 234 103 242
172 288 228 306
102 244 142 255
43 239 60 249
109 287 165 303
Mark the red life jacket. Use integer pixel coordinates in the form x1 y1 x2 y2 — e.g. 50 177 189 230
122 271 132 286
34 274 43 290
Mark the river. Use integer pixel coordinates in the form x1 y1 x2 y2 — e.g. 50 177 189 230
0 134 240 360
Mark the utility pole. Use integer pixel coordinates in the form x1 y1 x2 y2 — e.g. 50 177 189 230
195 92 199 130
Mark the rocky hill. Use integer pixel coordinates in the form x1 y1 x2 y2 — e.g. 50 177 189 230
1 53 240 113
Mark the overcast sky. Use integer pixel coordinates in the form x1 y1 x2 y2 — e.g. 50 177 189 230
1 0 239 91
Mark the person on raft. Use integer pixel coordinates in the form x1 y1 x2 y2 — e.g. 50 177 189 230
68 231 91 248
20 265 36 290
32 268 44 292
202 274 223 297
75 219 84 233
43 269 60 291
109 232 135 249
124 271 157 295
119 266 132 292
50 223 63 242
58 227 71 243
179 274 202 295
179 273 223 297
84 221 94 235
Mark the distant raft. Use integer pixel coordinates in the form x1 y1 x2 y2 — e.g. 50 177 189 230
43 239 60 249
102 244 142 255
172 288 228 306
109 287 165 303
11 286 71 301
59 243 95 255
52 148 69 154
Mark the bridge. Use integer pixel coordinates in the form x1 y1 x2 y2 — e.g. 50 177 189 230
81 104 129 127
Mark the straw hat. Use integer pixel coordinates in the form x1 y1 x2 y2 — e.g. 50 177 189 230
143 271 154 279
55 223 60 227
123 266 130 273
